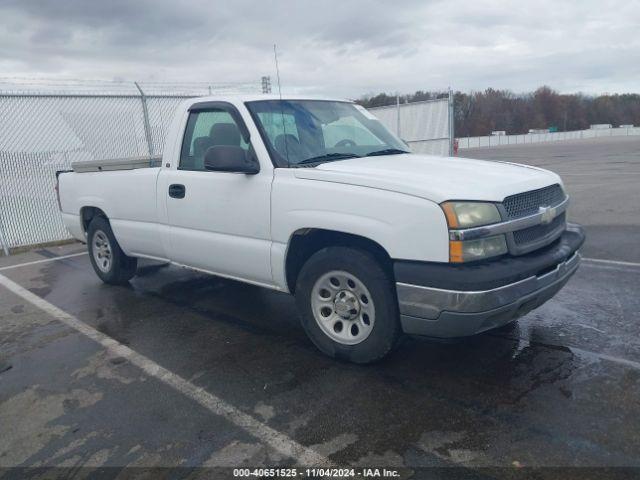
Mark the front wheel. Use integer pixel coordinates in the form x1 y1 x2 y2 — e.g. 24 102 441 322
295 247 401 364
87 216 137 285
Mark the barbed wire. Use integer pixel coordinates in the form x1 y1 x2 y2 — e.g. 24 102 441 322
0 77 262 96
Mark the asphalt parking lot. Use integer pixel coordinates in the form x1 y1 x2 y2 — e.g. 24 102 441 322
1 136 639 478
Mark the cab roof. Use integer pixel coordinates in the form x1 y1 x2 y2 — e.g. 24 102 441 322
185 93 353 105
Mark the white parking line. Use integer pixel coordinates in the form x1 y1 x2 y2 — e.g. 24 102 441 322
0 272 330 467
0 251 88 271
561 172 640 176
570 346 640 372
492 334 640 372
583 257 640 268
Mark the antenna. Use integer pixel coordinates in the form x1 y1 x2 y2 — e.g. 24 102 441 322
274 44 283 100
273 44 289 167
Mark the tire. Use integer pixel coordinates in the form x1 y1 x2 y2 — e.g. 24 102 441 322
295 246 401 364
87 215 137 285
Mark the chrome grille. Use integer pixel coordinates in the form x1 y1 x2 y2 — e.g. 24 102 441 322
513 212 566 246
503 184 565 219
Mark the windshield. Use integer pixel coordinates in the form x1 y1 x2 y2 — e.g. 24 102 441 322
245 100 409 167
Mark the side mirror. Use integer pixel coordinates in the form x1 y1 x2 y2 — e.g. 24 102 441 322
204 146 260 174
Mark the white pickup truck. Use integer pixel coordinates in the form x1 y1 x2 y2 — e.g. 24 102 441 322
58 95 585 363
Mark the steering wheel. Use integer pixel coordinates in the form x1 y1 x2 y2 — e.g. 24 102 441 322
335 139 357 148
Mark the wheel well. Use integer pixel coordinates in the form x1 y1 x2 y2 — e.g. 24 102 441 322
80 207 107 233
285 229 394 293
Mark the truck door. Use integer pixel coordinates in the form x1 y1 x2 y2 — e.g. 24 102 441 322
160 102 273 287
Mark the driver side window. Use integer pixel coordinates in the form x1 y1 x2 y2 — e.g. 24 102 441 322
180 109 249 171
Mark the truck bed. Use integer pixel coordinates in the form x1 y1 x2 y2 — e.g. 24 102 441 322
72 155 162 173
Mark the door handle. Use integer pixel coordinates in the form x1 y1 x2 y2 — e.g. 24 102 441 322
168 184 186 199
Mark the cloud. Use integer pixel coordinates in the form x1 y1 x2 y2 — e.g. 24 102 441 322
0 0 638 96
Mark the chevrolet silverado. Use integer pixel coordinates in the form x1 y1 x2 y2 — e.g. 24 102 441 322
57 95 585 363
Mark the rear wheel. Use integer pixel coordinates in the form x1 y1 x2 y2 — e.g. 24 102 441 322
295 247 401 364
87 216 137 284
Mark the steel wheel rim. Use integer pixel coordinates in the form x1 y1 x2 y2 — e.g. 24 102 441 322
310 270 375 345
92 230 112 273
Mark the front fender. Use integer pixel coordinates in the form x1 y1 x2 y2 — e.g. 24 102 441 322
272 173 450 263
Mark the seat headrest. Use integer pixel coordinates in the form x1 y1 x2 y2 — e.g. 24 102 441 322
210 123 241 146
193 137 212 158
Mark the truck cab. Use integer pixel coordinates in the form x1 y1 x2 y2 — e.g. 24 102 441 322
58 95 585 363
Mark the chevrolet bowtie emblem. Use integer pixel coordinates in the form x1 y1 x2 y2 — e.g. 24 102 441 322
539 205 556 224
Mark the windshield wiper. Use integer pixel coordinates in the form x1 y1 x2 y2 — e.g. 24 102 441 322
295 153 361 166
364 148 410 157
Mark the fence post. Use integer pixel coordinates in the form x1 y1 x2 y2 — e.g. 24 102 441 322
134 82 155 156
448 88 455 156
0 217 9 256
396 94 401 138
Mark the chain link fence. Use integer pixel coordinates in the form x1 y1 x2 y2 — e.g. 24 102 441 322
0 81 260 254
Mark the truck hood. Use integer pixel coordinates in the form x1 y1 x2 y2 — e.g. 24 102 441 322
293 153 561 203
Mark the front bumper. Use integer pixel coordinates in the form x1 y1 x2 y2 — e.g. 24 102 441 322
395 225 585 338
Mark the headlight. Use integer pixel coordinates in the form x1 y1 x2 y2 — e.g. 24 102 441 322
441 201 506 262
441 201 501 228
449 235 508 263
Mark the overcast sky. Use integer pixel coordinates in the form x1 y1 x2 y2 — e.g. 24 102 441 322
1 0 639 97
